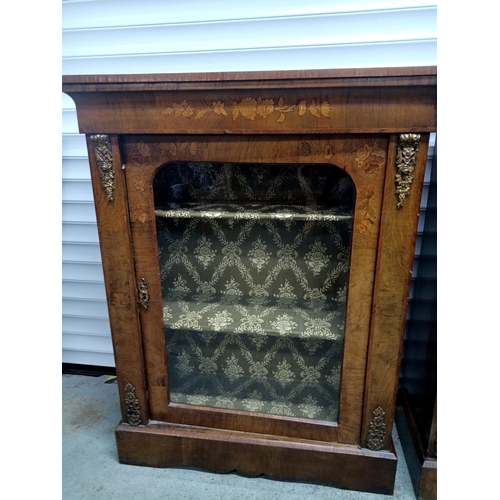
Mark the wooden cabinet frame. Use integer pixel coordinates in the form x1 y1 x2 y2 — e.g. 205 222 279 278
63 67 436 495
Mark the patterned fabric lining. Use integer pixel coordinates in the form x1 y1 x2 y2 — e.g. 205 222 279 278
155 162 354 422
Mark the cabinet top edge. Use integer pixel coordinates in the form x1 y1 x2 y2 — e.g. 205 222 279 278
62 66 437 90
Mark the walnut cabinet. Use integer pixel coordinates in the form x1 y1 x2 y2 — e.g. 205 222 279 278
63 67 437 495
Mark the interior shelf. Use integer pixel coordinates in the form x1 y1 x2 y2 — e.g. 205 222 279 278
162 292 346 341
155 202 353 222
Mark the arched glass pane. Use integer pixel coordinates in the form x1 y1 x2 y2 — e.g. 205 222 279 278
154 162 354 422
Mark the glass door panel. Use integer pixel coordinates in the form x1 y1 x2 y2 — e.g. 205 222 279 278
153 162 354 422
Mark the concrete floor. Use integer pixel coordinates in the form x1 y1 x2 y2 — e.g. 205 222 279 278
62 374 416 499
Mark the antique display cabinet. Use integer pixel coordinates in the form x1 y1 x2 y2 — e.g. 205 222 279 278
62 67 437 495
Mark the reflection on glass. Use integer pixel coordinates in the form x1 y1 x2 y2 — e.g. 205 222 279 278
154 162 354 422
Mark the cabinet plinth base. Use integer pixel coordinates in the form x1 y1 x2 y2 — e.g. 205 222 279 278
115 421 397 494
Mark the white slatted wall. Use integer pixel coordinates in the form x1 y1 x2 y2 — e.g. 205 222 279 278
62 0 437 367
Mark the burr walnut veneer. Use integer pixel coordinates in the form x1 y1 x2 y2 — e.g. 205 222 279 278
63 67 437 495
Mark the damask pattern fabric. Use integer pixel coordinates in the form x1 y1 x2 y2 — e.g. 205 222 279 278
155 162 354 422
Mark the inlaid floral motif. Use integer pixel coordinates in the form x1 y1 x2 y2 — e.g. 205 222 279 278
256 98 275 118
212 100 227 116
356 217 374 234
162 100 194 118
351 143 386 234
137 141 150 157
355 186 378 234
354 143 386 175
133 178 145 191
237 98 258 120
161 97 331 123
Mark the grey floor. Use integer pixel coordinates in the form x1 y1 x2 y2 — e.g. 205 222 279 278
62 374 416 500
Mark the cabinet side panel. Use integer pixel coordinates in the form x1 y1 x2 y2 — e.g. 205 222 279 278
86 134 148 424
362 134 430 450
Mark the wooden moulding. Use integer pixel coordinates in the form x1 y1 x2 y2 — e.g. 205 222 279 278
115 422 398 495
62 67 437 135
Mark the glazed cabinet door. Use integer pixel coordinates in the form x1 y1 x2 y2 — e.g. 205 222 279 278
122 134 389 445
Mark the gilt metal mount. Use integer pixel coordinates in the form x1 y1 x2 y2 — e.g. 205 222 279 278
395 133 420 208
90 134 115 202
367 406 386 451
124 383 141 426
